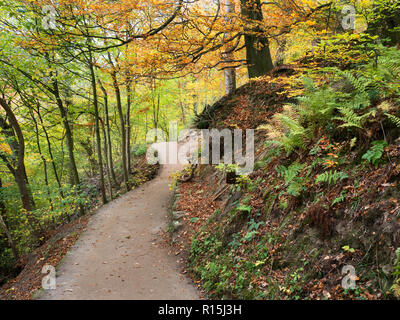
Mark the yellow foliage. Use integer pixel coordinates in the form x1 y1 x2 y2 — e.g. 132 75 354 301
0 142 11 155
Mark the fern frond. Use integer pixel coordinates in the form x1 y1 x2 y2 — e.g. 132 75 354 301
334 104 370 129
386 113 400 128
315 170 348 185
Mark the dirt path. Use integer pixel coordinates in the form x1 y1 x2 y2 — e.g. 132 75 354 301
38 164 200 300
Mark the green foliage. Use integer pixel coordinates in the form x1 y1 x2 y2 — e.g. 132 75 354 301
386 113 400 128
248 218 265 232
265 77 340 154
133 145 147 157
268 105 309 155
215 163 238 173
263 141 282 164
333 69 374 95
266 46 400 156
236 204 252 214
367 0 400 45
363 48 400 97
307 32 378 69
334 104 372 129
236 175 254 192
242 230 258 242
332 192 346 206
362 140 388 166
296 77 338 124
280 267 305 299
315 170 348 185
189 227 265 299
342 245 355 253
276 162 307 196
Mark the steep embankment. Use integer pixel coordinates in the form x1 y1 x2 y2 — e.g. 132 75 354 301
169 53 400 300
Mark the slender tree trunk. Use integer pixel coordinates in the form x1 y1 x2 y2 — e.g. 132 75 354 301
151 79 160 142
0 98 42 238
0 98 35 213
29 110 54 211
111 71 130 191
100 118 114 200
275 38 287 66
88 51 107 205
52 79 80 186
79 138 97 176
35 105 64 197
240 0 274 78
223 0 237 94
152 94 160 142
178 81 187 125
98 80 117 186
51 79 84 216
126 79 133 174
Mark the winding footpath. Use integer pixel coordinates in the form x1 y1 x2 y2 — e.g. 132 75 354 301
39 164 200 300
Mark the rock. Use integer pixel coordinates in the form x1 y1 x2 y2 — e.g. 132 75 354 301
172 220 183 231
172 211 186 220
382 264 392 275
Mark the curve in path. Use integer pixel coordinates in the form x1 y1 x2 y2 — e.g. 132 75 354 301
39 164 199 300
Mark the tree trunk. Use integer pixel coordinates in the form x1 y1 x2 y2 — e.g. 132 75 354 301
51 79 84 216
0 98 35 213
88 52 107 205
111 71 130 192
29 110 54 211
178 81 187 125
52 79 80 186
35 105 64 198
223 0 237 94
126 78 133 174
98 80 117 186
151 79 160 142
240 0 274 78
100 117 114 200
0 98 42 238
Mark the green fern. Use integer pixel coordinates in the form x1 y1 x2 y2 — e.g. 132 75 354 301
276 162 306 196
331 68 374 94
332 193 346 206
334 103 371 129
297 77 338 124
265 105 310 155
265 78 337 155
386 113 400 128
315 170 348 185
277 162 304 184
362 140 388 166
363 47 400 97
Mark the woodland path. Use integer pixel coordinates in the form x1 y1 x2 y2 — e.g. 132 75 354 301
38 163 200 300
